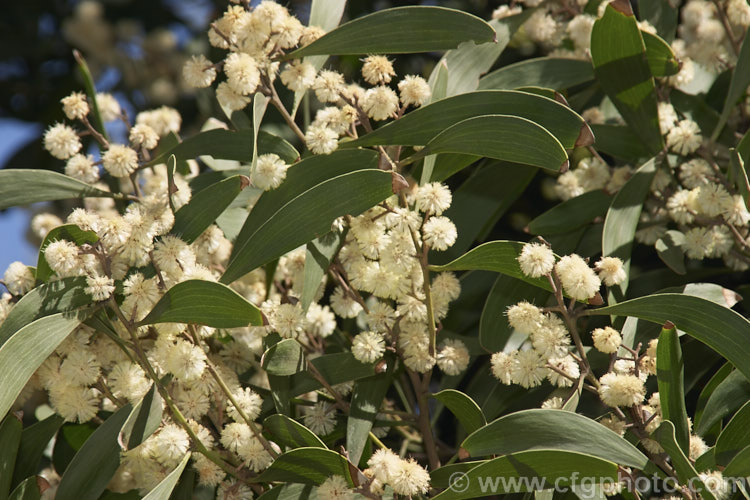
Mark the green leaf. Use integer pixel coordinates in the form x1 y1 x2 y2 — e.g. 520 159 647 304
431 389 486 435
252 448 356 486
656 322 690 454
460 409 649 469
0 315 82 420
430 241 554 294
655 230 686 275
429 13 533 98
261 339 305 376
234 150 377 253
653 421 715 500
435 162 537 264
300 232 342 312
347 90 591 151
589 124 651 162
251 93 268 171
588 294 750 380
120 385 161 449
73 50 108 142
0 170 114 211
147 129 299 167
56 403 133 500
479 275 550 352
0 277 90 348
528 190 612 236
695 362 733 426
724 445 750 476
479 57 595 91
139 279 263 328
35 225 99 283
264 414 326 450
11 415 64 490
642 31 680 77
591 1 662 153
347 369 394 465
222 169 394 283
715 400 750 466
428 154 479 183
602 157 658 296
728 148 750 208
286 6 495 57
713 32 750 140
280 353 380 399
402 115 568 172
256 484 315 500
8 477 41 500
290 0 347 119
141 452 191 500
431 450 618 500
639 0 678 42
52 423 96 475
172 175 249 244
0 414 22 500
697 369 750 435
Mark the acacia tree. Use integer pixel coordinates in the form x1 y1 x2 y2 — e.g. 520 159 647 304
1 0 750 498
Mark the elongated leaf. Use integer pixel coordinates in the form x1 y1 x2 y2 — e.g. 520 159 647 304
56 403 133 500
73 50 108 141
301 232 342 312
460 409 649 469
728 148 750 207
713 33 750 140
0 315 81 420
715 400 750 465
172 175 248 244
0 277 89 348
656 322 690 454
642 31 680 77
588 294 750 380
288 353 379 398
142 452 191 500
11 415 64 490
120 385 161 450
287 6 495 57
697 369 750 435
222 169 394 283
0 414 22 500
429 13 533 98
251 93 268 171
432 450 618 500
235 150 377 251
8 477 41 500
480 275 550 352
639 0 678 42
52 423 96 475
139 279 263 328
34 225 99 283
264 414 326 450
347 90 590 150
480 57 595 91
695 362 733 425
290 0 347 118
147 129 298 167
725 446 750 476
346 372 393 465
653 421 714 499
528 190 612 236
589 124 651 162
432 390 486 435
591 1 662 153
430 241 553 293
429 153 479 183
262 339 305 376
435 162 537 264
252 448 356 486
256 484 315 500
0 170 113 210
602 157 657 296
403 115 568 172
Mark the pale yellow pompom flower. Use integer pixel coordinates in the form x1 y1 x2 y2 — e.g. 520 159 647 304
518 242 555 278
361 55 395 85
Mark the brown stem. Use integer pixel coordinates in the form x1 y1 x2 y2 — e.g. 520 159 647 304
406 369 440 470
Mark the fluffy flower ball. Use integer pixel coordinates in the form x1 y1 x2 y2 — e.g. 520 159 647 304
182 54 216 88
518 242 555 278
592 327 622 354
599 372 645 407
362 86 399 121
555 254 601 301
594 256 627 286
352 331 386 364
252 154 288 191
102 144 139 177
44 123 81 160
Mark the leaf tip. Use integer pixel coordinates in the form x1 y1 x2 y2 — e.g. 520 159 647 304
391 171 409 194
458 447 471 459
610 0 634 16
588 292 604 306
239 174 251 189
576 123 595 148
560 159 570 174
38 476 52 494
662 320 675 330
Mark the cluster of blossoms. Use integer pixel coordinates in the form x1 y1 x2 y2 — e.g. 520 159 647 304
487 241 727 496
